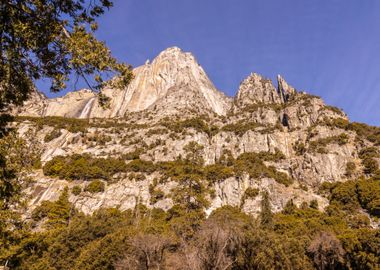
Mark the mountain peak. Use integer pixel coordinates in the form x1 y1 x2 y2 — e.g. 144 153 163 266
277 75 296 102
234 72 282 108
16 48 343 123
155 46 196 65
18 47 232 118
158 46 184 55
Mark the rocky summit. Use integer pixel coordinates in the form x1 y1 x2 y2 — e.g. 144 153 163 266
16 47 232 118
12 47 379 226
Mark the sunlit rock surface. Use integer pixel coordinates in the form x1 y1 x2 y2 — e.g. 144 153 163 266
16 46 372 219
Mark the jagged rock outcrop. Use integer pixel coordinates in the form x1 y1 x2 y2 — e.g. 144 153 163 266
234 73 282 108
282 93 347 129
277 74 296 102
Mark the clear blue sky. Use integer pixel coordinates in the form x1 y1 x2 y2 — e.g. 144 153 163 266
40 0 380 126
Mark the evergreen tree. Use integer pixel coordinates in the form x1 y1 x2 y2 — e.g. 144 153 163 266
260 191 273 229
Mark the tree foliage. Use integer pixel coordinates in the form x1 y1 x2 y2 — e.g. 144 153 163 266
0 0 133 111
43 154 126 181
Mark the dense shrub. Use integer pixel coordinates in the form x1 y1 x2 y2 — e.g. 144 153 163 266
160 117 218 137
146 127 168 136
359 147 379 159
359 147 380 175
325 105 344 115
345 161 356 177
309 133 349 154
357 179 380 217
244 187 259 198
149 184 165 205
239 102 283 114
44 128 62 142
241 187 260 206
324 117 350 129
293 141 306 155
221 120 262 136
204 164 234 183
330 180 360 211
234 152 293 186
309 199 319 209
85 180 105 193
349 122 380 145
43 154 126 180
323 179 380 218
87 134 112 145
16 116 89 133
71 185 82 196
125 159 156 173
324 118 380 145
122 148 144 160
362 158 379 175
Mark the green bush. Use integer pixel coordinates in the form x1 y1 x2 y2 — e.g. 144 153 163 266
7 193 380 270
309 133 349 153
242 187 259 201
146 127 168 136
309 199 319 209
16 116 89 133
160 117 218 137
87 134 112 145
43 154 126 180
293 141 306 155
324 118 380 145
238 102 283 114
122 148 144 160
204 164 234 183
349 122 380 145
358 147 380 175
330 180 360 211
149 184 165 205
359 147 379 159
257 148 286 161
44 128 62 142
323 117 350 129
234 152 293 186
221 120 262 136
345 162 356 177
71 185 82 196
125 159 156 173
362 158 379 175
357 179 380 217
85 180 105 193
325 179 380 218
325 105 344 115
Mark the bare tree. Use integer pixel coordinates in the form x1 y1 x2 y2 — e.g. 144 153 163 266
307 231 345 270
180 219 240 270
115 234 171 270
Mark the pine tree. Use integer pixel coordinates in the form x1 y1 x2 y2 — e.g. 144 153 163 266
260 191 273 229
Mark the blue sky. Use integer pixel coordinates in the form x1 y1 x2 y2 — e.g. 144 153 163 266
40 0 380 126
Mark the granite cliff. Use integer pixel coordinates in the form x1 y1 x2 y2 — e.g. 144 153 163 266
16 47 232 118
12 47 379 226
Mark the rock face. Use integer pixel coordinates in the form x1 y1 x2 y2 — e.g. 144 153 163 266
235 73 282 107
16 46 376 220
18 47 232 118
277 74 296 102
13 90 48 117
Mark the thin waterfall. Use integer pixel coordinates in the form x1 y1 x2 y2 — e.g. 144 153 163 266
79 97 96 118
